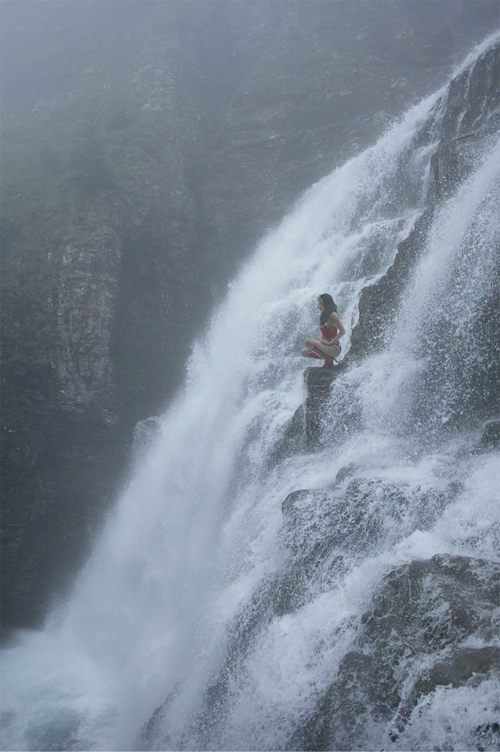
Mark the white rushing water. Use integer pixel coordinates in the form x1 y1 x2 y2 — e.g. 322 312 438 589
2 37 499 752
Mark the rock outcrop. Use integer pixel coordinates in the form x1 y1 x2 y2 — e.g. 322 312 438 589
351 41 500 364
291 555 500 751
349 41 500 436
302 365 349 450
350 40 500 356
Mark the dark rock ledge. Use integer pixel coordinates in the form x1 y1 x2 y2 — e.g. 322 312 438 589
303 363 349 451
290 554 500 751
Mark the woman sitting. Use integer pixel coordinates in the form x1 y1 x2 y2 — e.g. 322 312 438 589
301 293 346 368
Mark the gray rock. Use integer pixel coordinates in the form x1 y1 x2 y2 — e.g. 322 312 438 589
303 363 349 450
480 420 500 449
291 554 500 750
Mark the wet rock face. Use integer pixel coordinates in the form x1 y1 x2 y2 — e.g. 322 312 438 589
273 472 466 645
302 365 349 450
350 42 500 368
480 420 500 449
293 555 500 751
56 231 122 417
440 42 500 142
277 453 499 750
430 55 500 203
349 208 435 359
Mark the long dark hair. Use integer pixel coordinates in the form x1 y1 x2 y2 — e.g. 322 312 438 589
318 293 337 326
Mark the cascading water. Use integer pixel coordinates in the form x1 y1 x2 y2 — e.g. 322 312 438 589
2 36 499 752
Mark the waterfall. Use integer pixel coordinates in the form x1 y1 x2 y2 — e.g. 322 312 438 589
2 36 499 752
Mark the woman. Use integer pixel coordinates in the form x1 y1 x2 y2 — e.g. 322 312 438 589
301 293 346 368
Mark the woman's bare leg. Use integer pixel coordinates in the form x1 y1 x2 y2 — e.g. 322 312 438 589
305 338 341 359
301 347 316 358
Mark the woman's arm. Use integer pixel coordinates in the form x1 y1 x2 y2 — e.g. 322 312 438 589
329 311 346 339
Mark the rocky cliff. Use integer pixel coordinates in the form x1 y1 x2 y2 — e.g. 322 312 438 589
1 0 499 631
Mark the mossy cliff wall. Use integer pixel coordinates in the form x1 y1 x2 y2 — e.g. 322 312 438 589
1 1 498 631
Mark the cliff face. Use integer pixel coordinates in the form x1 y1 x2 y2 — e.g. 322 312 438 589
350 41 500 425
1 1 499 630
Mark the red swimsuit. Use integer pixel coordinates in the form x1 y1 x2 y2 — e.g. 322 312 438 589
320 324 339 342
